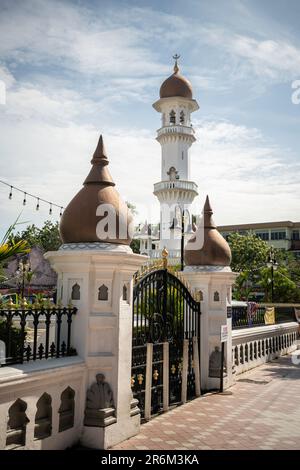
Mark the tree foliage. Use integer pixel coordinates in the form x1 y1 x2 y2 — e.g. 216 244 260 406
11 220 61 252
228 232 300 302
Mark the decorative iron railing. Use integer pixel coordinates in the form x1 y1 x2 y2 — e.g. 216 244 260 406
232 304 298 329
0 304 77 366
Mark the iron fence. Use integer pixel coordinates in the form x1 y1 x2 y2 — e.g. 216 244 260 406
232 304 298 329
0 306 77 366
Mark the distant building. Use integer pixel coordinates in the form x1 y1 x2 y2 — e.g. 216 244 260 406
218 221 300 259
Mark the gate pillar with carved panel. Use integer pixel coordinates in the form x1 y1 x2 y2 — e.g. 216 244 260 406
45 135 147 449
182 196 237 391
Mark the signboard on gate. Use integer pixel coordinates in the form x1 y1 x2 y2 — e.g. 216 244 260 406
220 324 228 343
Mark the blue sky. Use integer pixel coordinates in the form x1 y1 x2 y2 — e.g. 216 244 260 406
0 0 299 237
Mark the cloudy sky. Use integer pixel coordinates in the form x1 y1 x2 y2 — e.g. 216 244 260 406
0 0 299 237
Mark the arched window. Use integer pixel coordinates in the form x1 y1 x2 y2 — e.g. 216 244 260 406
34 393 52 440
214 291 220 302
169 110 176 125
98 284 108 301
6 399 29 449
123 284 128 301
71 283 80 300
180 110 185 124
59 387 75 432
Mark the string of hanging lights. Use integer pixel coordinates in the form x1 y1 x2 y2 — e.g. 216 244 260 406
0 179 64 217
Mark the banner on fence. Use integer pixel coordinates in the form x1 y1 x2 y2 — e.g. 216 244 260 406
264 307 275 325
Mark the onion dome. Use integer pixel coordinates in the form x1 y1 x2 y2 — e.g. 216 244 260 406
184 196 231 266
160 58 193 99
60 135 132 245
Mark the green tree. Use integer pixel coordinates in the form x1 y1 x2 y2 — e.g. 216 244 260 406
258 266 299 303
228 232 300 302
228 232 270 299
130 238 140 254
12 220 61 252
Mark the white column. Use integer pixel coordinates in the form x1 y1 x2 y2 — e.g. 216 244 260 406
182 266 237 391
45 244 147 449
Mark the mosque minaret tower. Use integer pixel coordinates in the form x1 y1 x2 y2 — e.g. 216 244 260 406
152 55 199 258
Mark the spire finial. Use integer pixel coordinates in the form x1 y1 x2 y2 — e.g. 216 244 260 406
203 195 216 228
173 53 180 73
84 134 115 186
91 134 108 164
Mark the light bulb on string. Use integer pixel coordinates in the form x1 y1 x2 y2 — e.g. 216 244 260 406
23 192 27 206
9 186 13 199
36 198 40 211
49 203 52 215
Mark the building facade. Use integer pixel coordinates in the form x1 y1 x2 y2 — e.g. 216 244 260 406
218 221 300 258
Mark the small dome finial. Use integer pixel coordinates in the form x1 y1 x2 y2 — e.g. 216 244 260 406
184 196 232 267
173 53 180 73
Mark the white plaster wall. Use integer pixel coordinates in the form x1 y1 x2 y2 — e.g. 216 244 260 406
161 139 191 180
0 358 86 450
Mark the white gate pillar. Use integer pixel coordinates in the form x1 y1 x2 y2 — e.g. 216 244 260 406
46 245 146 449
182 195 237 391
45 134 147 449
182 267 237 391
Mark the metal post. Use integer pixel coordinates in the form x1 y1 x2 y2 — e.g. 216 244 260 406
271 264 274 303
220 341 225 393
163 342 169 411
181 215 184 271
181 339 189 403
144 342 153 421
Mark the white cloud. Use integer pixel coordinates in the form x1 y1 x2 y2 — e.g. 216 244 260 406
0 0 299 238
231 36 300 80
0 64 15 88
190 119 300 224
0 0 167 78
1 109 299 238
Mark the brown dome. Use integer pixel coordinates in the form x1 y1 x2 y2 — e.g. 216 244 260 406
60 135 133 245
160 63 193 99
184 196 231 266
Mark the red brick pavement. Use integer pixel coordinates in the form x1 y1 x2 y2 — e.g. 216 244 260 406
112 355 300 450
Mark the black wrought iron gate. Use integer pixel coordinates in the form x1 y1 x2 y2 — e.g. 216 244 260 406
131 267 201 419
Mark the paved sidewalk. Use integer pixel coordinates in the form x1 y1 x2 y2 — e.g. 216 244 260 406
112 354 300 450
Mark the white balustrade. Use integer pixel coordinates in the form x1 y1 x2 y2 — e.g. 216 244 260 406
232 324 298 376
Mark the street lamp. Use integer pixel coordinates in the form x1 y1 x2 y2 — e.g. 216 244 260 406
266 247 278 303
16 258 31 299
170 206 193 271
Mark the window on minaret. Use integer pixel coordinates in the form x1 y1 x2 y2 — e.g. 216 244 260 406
180 110 185 124
169 110 176 125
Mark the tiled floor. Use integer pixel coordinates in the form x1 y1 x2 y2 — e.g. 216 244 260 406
112 354 300 450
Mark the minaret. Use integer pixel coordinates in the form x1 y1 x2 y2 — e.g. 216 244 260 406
153 55 199 256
